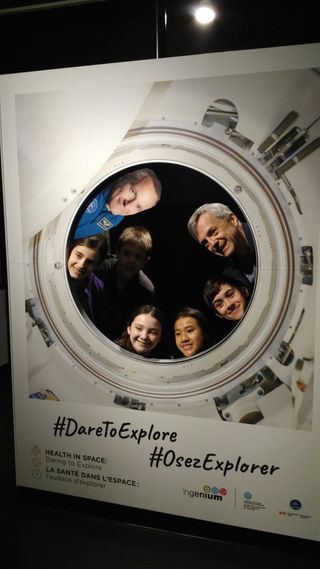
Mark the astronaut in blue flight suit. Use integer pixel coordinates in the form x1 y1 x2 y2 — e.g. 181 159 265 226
73 167 162 239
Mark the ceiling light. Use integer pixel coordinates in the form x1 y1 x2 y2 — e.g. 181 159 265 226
195 1 216 24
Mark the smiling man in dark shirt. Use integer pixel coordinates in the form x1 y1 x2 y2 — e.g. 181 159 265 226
187 202 256 285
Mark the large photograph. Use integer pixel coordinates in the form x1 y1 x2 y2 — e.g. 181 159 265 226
21 68 318 430
2 45 320 540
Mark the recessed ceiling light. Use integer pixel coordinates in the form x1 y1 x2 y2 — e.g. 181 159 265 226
195 1 216 24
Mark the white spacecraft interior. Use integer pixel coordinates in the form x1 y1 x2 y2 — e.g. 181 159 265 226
17 58 320 430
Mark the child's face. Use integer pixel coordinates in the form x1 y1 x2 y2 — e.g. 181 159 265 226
212 283 248 321
127 313 162 355
174 316 206 358
107 176 158 216
117 244 148 278
67 245 98 280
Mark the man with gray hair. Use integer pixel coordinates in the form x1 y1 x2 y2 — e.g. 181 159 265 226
187 203 256 284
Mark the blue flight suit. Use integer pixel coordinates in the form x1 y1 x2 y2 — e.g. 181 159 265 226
73 186 123 239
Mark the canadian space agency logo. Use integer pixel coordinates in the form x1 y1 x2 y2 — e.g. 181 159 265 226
86 198 98 213
278 498 311 520
290 499 302 511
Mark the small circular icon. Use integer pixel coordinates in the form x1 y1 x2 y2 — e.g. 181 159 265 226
244 491 252 500
86 198 98 213
32 469 42 480
290 499 302 511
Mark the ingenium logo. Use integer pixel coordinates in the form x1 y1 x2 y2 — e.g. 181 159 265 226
183 485 227 502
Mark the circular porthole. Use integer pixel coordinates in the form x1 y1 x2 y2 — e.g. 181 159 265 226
33 126 301 407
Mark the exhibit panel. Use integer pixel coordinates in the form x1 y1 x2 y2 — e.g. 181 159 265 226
1 44 320 541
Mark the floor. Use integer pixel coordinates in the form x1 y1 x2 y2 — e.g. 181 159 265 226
1 362 319 568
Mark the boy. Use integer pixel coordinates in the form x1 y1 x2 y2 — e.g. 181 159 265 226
203 274 251 322
94 226 155 340
73 168 162 239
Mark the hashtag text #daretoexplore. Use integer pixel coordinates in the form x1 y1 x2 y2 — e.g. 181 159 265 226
52 416 178 445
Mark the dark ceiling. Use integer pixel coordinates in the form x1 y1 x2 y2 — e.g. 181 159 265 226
0 0 319 73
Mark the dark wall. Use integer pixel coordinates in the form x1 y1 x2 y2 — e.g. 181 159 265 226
0 0 319 74
0 1 156 73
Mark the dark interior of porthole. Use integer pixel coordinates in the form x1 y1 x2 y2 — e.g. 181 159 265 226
68 162 256 359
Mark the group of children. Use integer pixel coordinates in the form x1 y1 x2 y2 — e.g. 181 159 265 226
67 222 252 360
